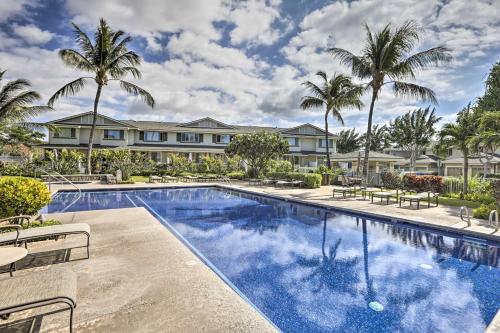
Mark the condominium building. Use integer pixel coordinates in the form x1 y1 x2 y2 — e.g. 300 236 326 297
41 112 337 168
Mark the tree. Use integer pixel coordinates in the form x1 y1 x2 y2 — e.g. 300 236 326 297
360 124 390 152
225 131 289 178
0 69 50 125
436 105 478 194
388 107 441 170
48 18 155 174
300 72 363 168
477 62 500 112
336 128 362 153
329 20 452 180
469 111 500 176
0 125 44 146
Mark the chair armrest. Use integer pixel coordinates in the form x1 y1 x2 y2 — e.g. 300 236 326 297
0 225 22 246
0 215 31 227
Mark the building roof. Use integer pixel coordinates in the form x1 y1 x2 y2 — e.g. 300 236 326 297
330 151 404 162
442 155 500 165
395 154 441 166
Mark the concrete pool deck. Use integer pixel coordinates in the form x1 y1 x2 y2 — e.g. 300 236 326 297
2 180 498 332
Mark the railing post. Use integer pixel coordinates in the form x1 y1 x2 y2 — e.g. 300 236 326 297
489 210 499 232
460 206 471 227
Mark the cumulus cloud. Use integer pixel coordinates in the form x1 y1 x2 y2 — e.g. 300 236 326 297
13 24 55 44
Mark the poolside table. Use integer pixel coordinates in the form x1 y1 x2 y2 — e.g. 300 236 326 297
0 247 28 276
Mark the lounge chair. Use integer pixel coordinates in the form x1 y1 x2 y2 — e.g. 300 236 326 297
261 179 276 186
0 268 77 333
248 178 261 186
275 180 293 188
291 180 304 187
361 187 383 200
149 175 162 183
371 189 401 204
0 216 91 259
399 192 439 209
161 175 177 183
332 185 356 199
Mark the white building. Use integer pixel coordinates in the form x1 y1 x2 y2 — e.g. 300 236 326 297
41 112 338 168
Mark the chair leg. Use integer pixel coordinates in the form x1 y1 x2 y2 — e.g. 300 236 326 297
69 305 74 333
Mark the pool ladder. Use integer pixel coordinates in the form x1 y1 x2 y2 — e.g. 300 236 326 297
38 168 82 213
460 206 471 227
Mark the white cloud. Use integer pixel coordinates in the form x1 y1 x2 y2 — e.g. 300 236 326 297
13 24 55 44
227 0 289 46
0 0 38 21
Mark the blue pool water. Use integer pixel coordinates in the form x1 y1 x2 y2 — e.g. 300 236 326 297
44 187 500 332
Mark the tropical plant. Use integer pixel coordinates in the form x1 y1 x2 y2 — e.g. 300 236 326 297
0 69 50 126
360 124 390 152
225 131 289 178
300 72 363 168
436 105 478 194
0 176 51 218
0 125 44 146
387 107 441 170
469 111 500 176
329 20 452 179
103 149 150 180
48 18 155 174
45 149 83 174
477 62 500 112
336 128 361 153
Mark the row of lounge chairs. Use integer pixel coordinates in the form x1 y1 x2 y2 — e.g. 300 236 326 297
149 175 231 183
332 176 439 209
0 215 90 332
248 178 305 188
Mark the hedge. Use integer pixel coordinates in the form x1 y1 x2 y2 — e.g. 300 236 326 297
403 175 444 193
0 176 51 218
227 171 246 180
266 172 322 188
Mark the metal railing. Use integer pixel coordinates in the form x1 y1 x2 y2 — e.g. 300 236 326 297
460 206 471 226
38 168 82 213
489 210 499 232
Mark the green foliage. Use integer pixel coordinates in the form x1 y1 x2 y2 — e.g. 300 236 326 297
24 219 61 229
226 171 246 180
472 203 498 220
0 125 44 146
0 176 51 218
46 149 83 174
199 155 225 175
388 107 441 170
380 171 402 189
336 128 361 153
267 160 294 173
102 149 149 181
167 154 190 176
266 172 322 188
361 125 390 152
477 62 500 112
225 131 289 177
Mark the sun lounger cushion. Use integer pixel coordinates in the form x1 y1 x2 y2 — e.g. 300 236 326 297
0 223 90 244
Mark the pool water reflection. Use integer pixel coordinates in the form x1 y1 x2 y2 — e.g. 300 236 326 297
44 187 500 333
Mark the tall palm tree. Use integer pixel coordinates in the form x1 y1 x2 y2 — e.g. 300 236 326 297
388 107 441 170
336 128 361 153
300 72 363 168
49 18 155 174
329 20 452 179
0 69 49 125
437 105 477 194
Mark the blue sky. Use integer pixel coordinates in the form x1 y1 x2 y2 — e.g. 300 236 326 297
0 0 499 133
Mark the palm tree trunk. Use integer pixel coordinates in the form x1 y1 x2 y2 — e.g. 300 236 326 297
86 84 103 174
363 89 378 180
362 218 374 302
324 111 331 169
463 149 469 194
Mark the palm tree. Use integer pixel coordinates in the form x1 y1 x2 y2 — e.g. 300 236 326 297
0 69 49 125
388 107 441 170
469 111 500 176
361 124 390 152
329 20 452 179
300 72 363 168
336 128 361 153
437 105 478 194
49 18 155 174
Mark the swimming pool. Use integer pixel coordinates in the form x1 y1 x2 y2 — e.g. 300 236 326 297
44 187 500 332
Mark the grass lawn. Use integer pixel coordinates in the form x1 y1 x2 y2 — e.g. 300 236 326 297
130 175 149 183
431 196 481 209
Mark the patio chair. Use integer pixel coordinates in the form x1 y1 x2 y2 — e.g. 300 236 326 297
275 180 293 188
332 185 357 199
399 191 439 209
361 187 384 200
149 175 162 183
261 179 276 186
291 180 304 187
0 216 91 259
371 189 402 205
0 268 77 333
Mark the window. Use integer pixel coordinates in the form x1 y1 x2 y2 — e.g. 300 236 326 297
53 128 76 138
287 137 299 146
177 133 203 143
140 131 167 142
318 139 333 148
103 130 124 140
447 148 453 157
213 134 233 144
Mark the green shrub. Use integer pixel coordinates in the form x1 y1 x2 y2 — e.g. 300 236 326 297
46 149 83 174
472 203 498 219
266 172 322 188
403 175 444 193
463 193 496 205
380 171 402 189
0 176 51 218
227 171 246 179
268 160 294 173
